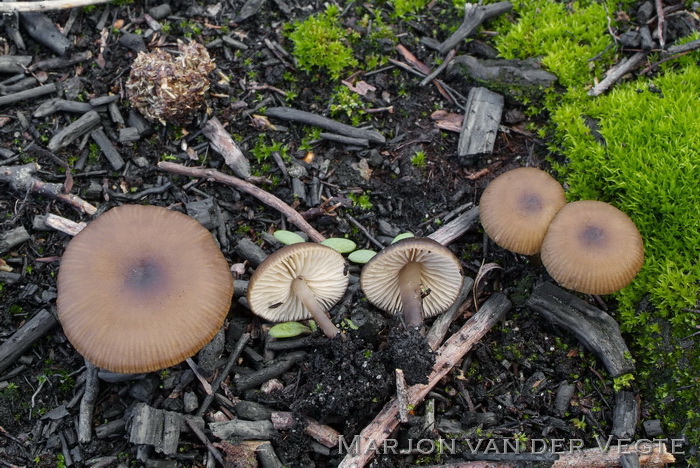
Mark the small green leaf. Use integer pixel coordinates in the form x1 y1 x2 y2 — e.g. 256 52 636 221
268 321 312 338
321 237 357 253
391 232 414 243
348 249 377 263
273 230 305 245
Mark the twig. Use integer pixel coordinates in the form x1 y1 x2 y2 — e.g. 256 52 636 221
338 293 511 468
158 162 325 242
78 360 99 443
395 369 409 423
202 117 251 179
655 0 665 49
420 49 457 87
588 52 647 97
428 206 480 246
185 417 226 467
264 107 385 144
438 2 513 55
0 0 114 13
344 213 384 250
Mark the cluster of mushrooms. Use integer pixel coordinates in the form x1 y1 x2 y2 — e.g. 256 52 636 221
56 170 642 375
479 167 644 295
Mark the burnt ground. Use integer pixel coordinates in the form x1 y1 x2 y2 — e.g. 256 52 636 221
0 1 695 467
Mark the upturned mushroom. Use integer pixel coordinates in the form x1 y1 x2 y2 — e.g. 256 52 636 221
360 237 463 329
479 167 566 255
540 200 644 295
57 205 234 374
247 243 349 338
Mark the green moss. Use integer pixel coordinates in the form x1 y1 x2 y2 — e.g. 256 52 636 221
390 0 430 19
287 5 358 80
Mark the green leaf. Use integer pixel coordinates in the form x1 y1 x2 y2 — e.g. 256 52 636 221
273 230 305 245
268 321 312 338
348 249 377 264
321 237 357 253
391 232 415 243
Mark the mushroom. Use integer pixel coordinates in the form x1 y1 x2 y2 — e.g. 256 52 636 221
479 167 566 255
360 237 463 329
540 200 644 295
247 243 349 338
57 205 233 374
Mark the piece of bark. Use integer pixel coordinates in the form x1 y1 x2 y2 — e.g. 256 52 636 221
428 206 480 246
0 83 57 107
589 52 647 97
553 382 576 415
234 351 307 392
234 401 274 421
19 12 71 55
209 419 276 441
48 110 102 152
271 412 340 448
0 226 30 255
395 369 410 423
431 110 463 133
457 87 504 162
526 282 635 378
90 128 125 171
0 55 32 74
202 117 251 179
236 0 265 22
128 403 182 455
551 442 674 467
0 309 59 374
1 163 97 215
78 361 99 443
265 107 385 144
34 98 94 117
448 55 558 92
612 390 638 439
337 293 511 468
439 2 513 55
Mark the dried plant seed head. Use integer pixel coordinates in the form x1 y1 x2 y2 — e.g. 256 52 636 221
57 205 233 374
541 200 644 295
479 167 566 255
126 40 215 125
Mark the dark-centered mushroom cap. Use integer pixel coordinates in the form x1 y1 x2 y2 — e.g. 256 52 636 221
479 167 566 255
57 205 233 374
360 237 463 318
541 200 644 295
247 243 349 322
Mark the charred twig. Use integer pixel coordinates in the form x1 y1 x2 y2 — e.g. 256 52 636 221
44 213 86 236
264 107 385 144
202 117 251 179
654 0 665 49
158 162 325 242
271 412 340 448
438 1 513 55
338 293 511 468
420 49 457 86
588 52 647 97
185 417 226 466
0 309 59 374
0 83 57 107
0 0 113 13
426 276 474 350
0 163 97 215
395 369 409 423
428 206 480 246
344 213 384 250
78 361 99 443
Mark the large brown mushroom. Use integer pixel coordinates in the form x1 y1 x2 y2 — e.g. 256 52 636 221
541 200 644 295
360 237 463 329
246 243 349 338
57 205 233 374
479 167 566 255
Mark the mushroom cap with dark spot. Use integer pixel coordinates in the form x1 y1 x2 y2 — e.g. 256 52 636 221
541 200 644 295
360 237 463 318
479 167 566 255
57 205 233 374
247 243 349 322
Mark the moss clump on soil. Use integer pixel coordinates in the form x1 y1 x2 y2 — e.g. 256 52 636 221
286 5 358 80
493 0 700 454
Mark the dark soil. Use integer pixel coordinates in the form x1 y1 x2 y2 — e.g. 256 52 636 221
0 0 694 467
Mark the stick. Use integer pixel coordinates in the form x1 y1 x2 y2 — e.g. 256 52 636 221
0 309 59 374
202 117 251 179
158 162 325 242
185 417 226 467
428 206 480 246
0 0 114 13
438 2 513 55
78 361 99 443
264 107 385 144
654 0 665 49
338 293 511 468
588 52 647 97
271 412 341 448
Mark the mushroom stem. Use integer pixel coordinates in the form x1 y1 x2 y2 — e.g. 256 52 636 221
399 262 424 328
291 278 340 338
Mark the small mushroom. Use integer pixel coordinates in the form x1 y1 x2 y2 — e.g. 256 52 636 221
360 237 463 329
479 167 566 255
57 205 233 374
247 243 349 338
541 200 644 295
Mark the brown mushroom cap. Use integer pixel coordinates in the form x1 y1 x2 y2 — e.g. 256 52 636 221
541 200 644 295
360 237 463 319
479 167 566 255
246 243 349 323
57 205 233 374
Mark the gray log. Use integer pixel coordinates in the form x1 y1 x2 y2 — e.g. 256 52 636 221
234 351 307 391
611 390 638 439
526 282 635 378
20 12 71 55
0 309 58 374
448 55 557 92
319 132 369 147
265 107 385 144
0 55 32 74
202 117 251 179
235 237 268 267
34 99 94 117
457 87 504 162
90 128 125 170
235 400 274 421
0 225 30 255
209 419 276 440
0 83 57 107
48 111 101 152
128 403 182 455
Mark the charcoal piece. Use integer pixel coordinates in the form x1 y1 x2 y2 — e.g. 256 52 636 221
235 237 267 267
20 13 70 55
554 382 576 415
619 31 641 48
119 127 140 143
0 55 32 74
127 110 154 136
0 226 30 254
0 309 58 374
119 32 146 53
643 419 663 437
612 390 638 439
235 401 274 421
90 128 125 170
34 99 94 117
457 86 504 163
48 111 101 152
148 4 172 20
209 419 276 440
